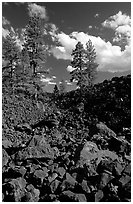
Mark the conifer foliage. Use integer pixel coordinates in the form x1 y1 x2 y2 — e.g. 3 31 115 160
70 40 98 90
23 15 47 76
2 31 20 79
22 15 48 100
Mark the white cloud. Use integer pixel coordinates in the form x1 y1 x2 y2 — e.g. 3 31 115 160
102 11 131 28
102 11 131 43
51 31 131 72
41 77 53 83
28 3 47 19
41 76 56 85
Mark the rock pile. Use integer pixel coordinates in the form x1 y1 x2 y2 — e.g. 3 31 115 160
2 122 131 202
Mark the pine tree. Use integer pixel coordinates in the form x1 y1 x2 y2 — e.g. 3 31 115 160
53 84 59 96
2 31 20 79
23 15 47 76
23 15 48 100
59 79 66 94
2 31 21 93
70 40 98 90
53 84 59 103
85 40 98 86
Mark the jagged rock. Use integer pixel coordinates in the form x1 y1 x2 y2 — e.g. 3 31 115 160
96 122 116 138
60 173 77 191
99 172 114 190
14 135 54 161
95 189 104 202
2 139 13 149
48 194 57 201
33 168 48 186
86 163 99 177
56 167 66 178
123 163 131 175
26 184 40 202
50 179 60 193
79 141 118 168
52 147 60 157
48 173 58 183
81 179 91 193
119 174 131 186
2 149 10 168
79 141 99 165
60 190 87 202
3 177 27 202
113 162 123 177
75 193 87 202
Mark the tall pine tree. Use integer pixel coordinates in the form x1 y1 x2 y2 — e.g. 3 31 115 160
2 31 20 79
70 40 98 90
23 15 48 100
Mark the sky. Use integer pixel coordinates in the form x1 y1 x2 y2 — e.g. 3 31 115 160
2 1 131 92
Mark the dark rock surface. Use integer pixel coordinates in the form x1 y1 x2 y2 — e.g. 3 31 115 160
2 75 131 202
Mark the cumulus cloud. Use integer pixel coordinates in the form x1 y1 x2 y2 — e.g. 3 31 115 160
28 3 47 19
51 31 130 72
40 76 56 85
102 11 131 43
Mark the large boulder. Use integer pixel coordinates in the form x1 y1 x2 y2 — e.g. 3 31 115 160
79 141 99 166
3 177 27 202
60 190 87 202
60 173 77 191
14 135 54 161
78 141 118 167
96 122 116 138
92 122 117 149
24 184 40 202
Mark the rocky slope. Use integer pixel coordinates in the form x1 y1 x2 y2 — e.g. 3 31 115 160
2 75 131 202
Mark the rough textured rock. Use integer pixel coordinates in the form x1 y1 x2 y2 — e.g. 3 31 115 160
14 135 54 161
50 179 60 193
96 122 116 138
79 141 99 166
60 190 87 202
3 177 27 202
25 184 40 202
81 179 91 193
60 173 77 191
56 166 66 178
95 189 104 202
2 149 10 168
33 168 48 186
